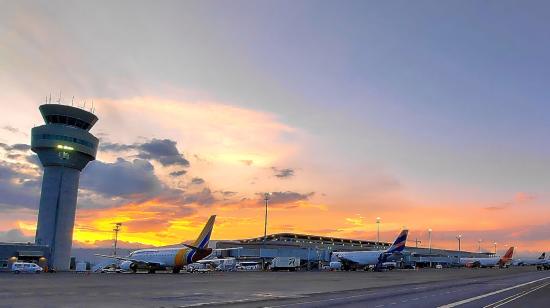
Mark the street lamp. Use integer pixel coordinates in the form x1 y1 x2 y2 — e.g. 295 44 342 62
113 222 122 256
428 228 432 254
263 192 271 243
478 239 483 253
428 228 433 268
376 217 381 247
456 234 462 252
493 242 497 255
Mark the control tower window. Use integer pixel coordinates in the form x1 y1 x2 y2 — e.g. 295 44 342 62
45 114 91 129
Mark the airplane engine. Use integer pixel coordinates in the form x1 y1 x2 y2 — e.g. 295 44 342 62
120 261 138 273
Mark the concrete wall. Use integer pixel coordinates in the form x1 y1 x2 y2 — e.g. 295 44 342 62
35 166 80 271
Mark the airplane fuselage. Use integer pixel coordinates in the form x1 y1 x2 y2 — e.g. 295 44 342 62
124 247 212 271
333 250 383 266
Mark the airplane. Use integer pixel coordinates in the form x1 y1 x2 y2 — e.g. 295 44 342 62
513 252 546 266
459 246 515 268
332 229 409 271
96 215 216 273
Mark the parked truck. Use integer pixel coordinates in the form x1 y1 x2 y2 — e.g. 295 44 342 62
269 257 300 271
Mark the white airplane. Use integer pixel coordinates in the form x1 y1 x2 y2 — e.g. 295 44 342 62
333 229 409 271
513 252 546 266
459 246 515 268
96 215 216 273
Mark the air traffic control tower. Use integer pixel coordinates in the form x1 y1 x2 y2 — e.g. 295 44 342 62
31 104 99 270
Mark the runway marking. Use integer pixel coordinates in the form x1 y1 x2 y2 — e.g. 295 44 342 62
438 276 550 308
265 291 375 307
482 282 550 308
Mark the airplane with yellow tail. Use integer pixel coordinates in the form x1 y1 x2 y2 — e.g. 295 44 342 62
96 215 217 273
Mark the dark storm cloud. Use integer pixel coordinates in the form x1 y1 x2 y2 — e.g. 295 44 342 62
100 138 190 167
137 139 189 167
190 177 205 185
80 158 162 197
0 162 40 210
258 191 315 205
169 170 187 177
272 167 295 178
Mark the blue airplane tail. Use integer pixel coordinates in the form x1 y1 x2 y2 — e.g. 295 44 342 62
385 229 408 254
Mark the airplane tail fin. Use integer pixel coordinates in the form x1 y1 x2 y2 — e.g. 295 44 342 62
539 252 546 260
191 215 216 249
502 246 514 260
385 229 408 254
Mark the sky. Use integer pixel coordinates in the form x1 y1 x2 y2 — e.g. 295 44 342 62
0 0 549 257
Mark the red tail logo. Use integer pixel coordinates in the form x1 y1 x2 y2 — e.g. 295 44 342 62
502 247 514 260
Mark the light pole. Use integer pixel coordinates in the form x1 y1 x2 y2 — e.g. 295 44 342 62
456 235 462 252
428 228 432 268
478 239 482 253
376 217 381 247
428 228 432 254
493 242 497 256
262 192 271 271
414 238 422 248
263 192 271 243
113 222 122 256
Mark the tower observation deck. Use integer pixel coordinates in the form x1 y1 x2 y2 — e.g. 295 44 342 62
31 104 99 270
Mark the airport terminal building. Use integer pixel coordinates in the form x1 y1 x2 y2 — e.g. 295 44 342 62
216 233 493 268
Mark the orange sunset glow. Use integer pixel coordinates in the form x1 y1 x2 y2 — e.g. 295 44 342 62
1 1 549 260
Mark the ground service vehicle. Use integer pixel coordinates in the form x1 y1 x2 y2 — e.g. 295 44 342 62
12 262 43 274
269 257 300 271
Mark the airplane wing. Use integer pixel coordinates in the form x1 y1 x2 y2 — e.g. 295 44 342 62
94 254 164 267
94 254 136 262
213 247 243 251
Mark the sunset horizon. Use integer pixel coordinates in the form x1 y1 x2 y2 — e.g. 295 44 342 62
1 1 548 259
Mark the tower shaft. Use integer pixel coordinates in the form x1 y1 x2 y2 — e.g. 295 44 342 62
35 167 80 270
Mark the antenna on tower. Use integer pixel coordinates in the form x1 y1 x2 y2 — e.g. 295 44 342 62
49 93 52 104
57 90 62 104
71 96 74 106
83 100 86 109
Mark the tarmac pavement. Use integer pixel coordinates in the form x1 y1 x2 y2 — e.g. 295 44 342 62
0 267 548 307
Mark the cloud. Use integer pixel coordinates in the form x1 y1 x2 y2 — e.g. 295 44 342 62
169 170 187 177
0 228 34 242
0 161 41 210
137 139 190 167
260 191 315 206
272 167 295 179
182 188 216 206
514 192 536 203
1 126 27 136
484 192 537 211
100 138 190 167
80 158 162 198
123 218 171 233
190 177 205 185
0 143 31 152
